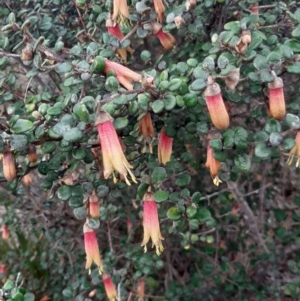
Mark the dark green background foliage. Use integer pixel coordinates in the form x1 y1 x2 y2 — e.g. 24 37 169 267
1 0 300 300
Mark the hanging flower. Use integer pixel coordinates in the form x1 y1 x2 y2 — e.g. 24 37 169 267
153 23 176 51
112 0 129 21
141 191 164 255
83 223 103 274
2 225 9 241
268 71 286 121
235 30 251 54
104 59 141 90
127 219 132 234
106 15 134 62
27 145 37 163
158 127 173 165
96 110 137 185
204 76 229 130
102 274 118 301
89 191 100 218
287 131 300 167
139 112 155 153
137 278 145 301
153 0 165 23
205 144 222 186
2 150 16 181
0 264 6 274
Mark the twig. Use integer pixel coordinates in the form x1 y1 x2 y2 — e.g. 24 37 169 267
226 180 270 253
199 189 228 201
71 0 87 32
107 221 114 254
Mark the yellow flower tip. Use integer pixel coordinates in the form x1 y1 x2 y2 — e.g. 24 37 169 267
155 244 164 256
143 245 147 253
213 176 222 186
88 268 91 275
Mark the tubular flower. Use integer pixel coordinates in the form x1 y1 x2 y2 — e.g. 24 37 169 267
287 131 300 167
153 23 176 51
139 112 155 153
204 76 229 130
153 0 165 23
141 191 164 255
83 223 103 274
205 144 222 186
106 16 134 62
2 225 9 241
250 2 259 14
158 127 173 165
96 111 137 185
102 274 118 301
2 150 16 181
268 72 286 120
112 0 129 21
137 278 145 301
89 191 100 218
0 264 6 274
104 59 141 90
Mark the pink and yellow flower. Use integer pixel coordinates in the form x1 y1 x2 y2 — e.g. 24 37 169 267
139 112 155 153
137 278 145 301
158 127 173 165
103 274 118 301
2 225 9 241
287 131 300 167
104 59 141 91
96 111 137 185
153 0 165 23
204 77 229 130
153 23 176 51
112 0 129 21
205 144 222 186
268 72 286 121
89 191 100 218
141 191 164 255
83 223 103 274
106 16 134 62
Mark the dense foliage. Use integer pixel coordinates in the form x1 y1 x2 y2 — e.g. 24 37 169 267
1 0 300 300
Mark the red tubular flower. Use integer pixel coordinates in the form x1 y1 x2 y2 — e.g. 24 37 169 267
287 131 300 167
89 191 100 218
0 264 6 274
83 223 103 274
141 191 164 255
153 23 176 51
250 2 259 14
204 76 229 130
2 225 9 241
158 127 173 165
96 111 137 185
153 0 165 23
127 219 132 234
268 72 286 120
106 16 134 62
205 144 222 186
137 278 145 301
112 0 129 21
139 112 155 153
102 274 118 301
104 59 142 90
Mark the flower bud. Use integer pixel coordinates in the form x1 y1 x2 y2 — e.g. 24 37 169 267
241 30 251 45
137 278 145 301
225 68 240 90
153 23 176 51
268 72 286 120
174 16 186 29
21 44 33 61
154 0 165 23
89 191 100 218
204 77 229 130
185 0 196 11
3 150 16 181
2 225 9 241
28 145 38 163
158 127 173 165
102 274 118 301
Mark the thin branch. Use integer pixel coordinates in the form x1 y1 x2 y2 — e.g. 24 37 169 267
226 180 270 254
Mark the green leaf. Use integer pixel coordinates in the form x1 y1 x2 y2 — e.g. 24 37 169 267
164 94 176 111
151 167 166 183
175 174 191 187
210 138 222 151
190 78 206 91
97 185 109 197
186 206 197 218
254 143 271 159
264 119 281 134
154 190 169 202
73 206 87 220
183 93 198 107
151 99 164 113
114 117 128 130
56 62 72 73
286 113 300 129
24 292 35 301
166 206 181 220
88 218 100 229
41 141 56 154
63 128 83 142
196 207 211 222
287 62 300 74
11 119 33 133
253 55 268 70
234 153 251 173
168 78 182 91
269 132 282 146
234 126 248 149
223 129 235 148
57 185 71 201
